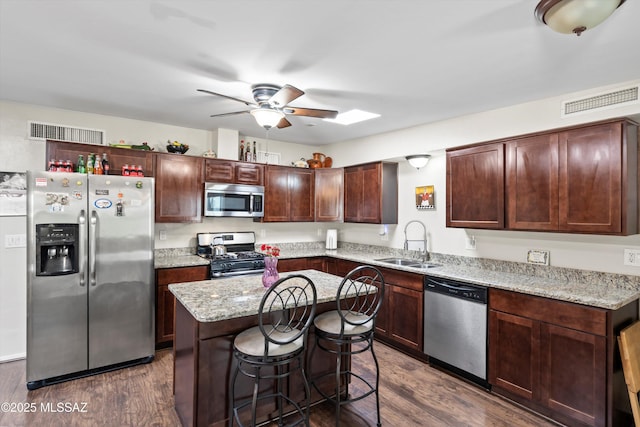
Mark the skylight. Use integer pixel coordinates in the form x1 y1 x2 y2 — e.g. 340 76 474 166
324 109 380 125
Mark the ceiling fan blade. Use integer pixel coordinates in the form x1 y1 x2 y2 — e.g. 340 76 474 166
283 107 338 119
209 111 249 118
197 89 255 106
276 117 292 129
269 84 304 107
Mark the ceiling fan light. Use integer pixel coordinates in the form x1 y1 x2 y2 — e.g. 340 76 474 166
406 155 431 170
535 0 625 36
250 108 285 129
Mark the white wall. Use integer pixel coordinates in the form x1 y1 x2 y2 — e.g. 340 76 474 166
2 79 640 360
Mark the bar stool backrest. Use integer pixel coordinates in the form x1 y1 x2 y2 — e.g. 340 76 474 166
258 274 317 355
336 265 385 336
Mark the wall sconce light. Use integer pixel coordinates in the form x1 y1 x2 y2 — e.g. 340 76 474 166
535 0 626 36
406 154 431 170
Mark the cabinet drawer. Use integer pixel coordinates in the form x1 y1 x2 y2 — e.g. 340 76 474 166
490 288 606 336
156 265 209 285
378 267 423 292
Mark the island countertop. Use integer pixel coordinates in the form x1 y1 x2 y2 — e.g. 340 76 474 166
169 269 349 323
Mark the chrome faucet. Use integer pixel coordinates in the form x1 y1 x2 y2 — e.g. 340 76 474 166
403 220 429 261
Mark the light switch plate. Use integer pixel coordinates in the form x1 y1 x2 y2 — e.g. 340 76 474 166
5 234 26 248
527 249 549 265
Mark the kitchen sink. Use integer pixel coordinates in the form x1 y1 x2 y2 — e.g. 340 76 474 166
374 257 441 269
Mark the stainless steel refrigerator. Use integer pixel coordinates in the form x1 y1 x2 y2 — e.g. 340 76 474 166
26 171 155 389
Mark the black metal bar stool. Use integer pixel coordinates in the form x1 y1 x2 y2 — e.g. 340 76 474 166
229 274 317 427
311 265 385 427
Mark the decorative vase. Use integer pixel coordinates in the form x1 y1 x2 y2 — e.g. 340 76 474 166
262 257 279 288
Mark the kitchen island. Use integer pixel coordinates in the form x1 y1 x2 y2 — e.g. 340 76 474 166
169 269 353 427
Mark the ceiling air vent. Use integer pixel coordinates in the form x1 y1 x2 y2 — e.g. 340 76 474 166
561 85 639 117
28 121 105 145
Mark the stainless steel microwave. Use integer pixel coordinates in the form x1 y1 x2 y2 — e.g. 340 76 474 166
204 183 264 218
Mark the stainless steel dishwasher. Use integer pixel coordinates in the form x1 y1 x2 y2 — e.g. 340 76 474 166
423 275 488 386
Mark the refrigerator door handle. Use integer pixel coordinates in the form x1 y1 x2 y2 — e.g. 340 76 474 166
78 210 86 287
89 211 98 286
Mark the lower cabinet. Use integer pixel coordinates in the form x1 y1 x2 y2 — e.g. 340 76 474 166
489 288 638 427
375 267 423 354
277 257 325 273
155 265 209 347
331 259 423 355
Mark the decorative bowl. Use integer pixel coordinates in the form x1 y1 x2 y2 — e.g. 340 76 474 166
167 144 189 154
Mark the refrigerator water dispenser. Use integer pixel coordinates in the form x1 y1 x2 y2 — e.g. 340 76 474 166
35 223 79 276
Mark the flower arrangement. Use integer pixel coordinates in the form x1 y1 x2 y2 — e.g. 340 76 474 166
260 244 280 257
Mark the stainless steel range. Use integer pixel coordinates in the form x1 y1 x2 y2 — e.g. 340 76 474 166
197 232 265 278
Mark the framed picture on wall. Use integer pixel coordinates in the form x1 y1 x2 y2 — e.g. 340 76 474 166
415 185 435 210
0 171 27 216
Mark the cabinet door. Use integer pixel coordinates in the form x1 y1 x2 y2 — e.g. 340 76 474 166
344 166 362 222
489 310 539 401
289 168 315 222
315 168 344 222
235 163 264 185
506 134 559 231
388 285 423 351
204 159 234 182
375 284 391 337
539 323 606 427
360 163 382 223
447 143 504 229
264 166 291 222
558 122 622 234
155 154 204 223
156 266 208 346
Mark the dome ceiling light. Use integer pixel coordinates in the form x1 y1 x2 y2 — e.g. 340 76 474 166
406 155 431 170
535 0 626 36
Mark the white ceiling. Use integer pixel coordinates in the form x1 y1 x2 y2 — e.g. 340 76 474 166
1 0 639 145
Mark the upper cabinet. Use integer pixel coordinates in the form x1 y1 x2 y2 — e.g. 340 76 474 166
448 118 639 235
263 165 314 222
155 153 204 223
204 158 264 186
344 162 398 224
46 140 155 177
446 142 505 229
315 168 344 222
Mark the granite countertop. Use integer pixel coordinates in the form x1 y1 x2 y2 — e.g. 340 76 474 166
157 245 640 311
169 269 359 323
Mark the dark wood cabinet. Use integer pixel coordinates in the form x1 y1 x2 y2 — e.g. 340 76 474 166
155 153 204 223
374 267 423 354
277 257 326 274
155 265 209 347
314 168 344 222
558 121 636 234
489 288 638 427
46 140 155 176
331 259 423 354
344 162 398 224
263 165 314 222
506 133 559 231
204 158 264 185
446 142 504 229
450 118 638 235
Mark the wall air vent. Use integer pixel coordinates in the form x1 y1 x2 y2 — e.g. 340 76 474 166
561 85 639 117
28 121 105 145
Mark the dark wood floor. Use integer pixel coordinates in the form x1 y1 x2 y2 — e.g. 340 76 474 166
0 342 559 426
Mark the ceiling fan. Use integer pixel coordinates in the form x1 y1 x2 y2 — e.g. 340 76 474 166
197 83 339 130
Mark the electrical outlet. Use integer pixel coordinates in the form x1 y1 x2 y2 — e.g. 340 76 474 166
317 228 322 237
624 249 640 266
465 235 476 250
259 229 266 238
159 230 167 241
5 234 26 248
